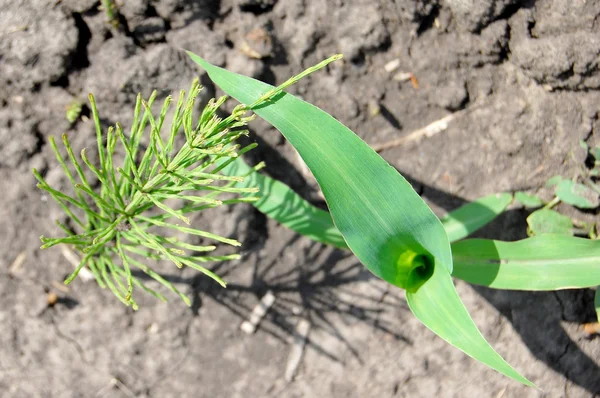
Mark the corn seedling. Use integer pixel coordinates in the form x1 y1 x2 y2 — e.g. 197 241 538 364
35 79 262 308
189 52 600 387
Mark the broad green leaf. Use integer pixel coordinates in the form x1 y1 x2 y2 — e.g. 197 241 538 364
223 158 347 249
190 52 451 288
514 192 543 208
441 193 512 243
452 235 600 290
527 209 573 236
406 261 533 386
555 180 599 209
189 52 532 386
227 158 510 247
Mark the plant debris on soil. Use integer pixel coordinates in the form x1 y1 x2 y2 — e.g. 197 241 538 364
1 0 599 396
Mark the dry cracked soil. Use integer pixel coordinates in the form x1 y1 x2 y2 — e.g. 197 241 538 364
1 0 600 397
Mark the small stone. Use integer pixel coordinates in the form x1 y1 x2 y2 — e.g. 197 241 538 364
240 26 273 59
384 59 401 73
47 292 59 307
393 71 413 82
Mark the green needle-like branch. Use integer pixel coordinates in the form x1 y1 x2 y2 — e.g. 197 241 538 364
36 79 259 307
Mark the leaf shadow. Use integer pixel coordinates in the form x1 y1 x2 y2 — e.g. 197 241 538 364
189 238 413 365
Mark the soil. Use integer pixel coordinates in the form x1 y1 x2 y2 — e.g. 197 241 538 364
1 0 600 397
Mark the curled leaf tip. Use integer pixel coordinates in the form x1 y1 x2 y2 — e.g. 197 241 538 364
395 250 435 292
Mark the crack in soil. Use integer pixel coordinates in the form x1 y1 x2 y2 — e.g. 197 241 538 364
51 314 89 364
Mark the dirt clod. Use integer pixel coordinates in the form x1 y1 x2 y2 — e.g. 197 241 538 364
1 0 600 396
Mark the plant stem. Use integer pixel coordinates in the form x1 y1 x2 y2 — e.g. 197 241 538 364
543 197 560 210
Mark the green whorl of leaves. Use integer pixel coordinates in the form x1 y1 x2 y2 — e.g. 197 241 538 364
33 79 261 309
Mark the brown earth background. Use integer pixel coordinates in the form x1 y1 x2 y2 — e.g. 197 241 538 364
1 0 600 397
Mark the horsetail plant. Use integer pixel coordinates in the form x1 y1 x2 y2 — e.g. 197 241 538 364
33 79 263 309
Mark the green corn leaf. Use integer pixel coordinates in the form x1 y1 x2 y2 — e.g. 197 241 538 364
441 193 513 243
452 235 600 290
223 158 348 249
527 209 573 236
225 157 512 247
555 180 599 209
189 52 533 386
406 260 531 385
191 53 452 284
514 192 543 209
223 160 531 383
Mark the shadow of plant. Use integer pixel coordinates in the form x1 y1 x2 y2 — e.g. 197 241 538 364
188 237 412 364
